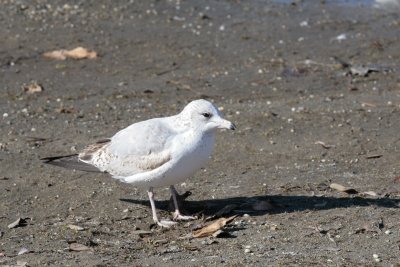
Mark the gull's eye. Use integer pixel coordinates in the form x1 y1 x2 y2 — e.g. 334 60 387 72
202 112 211 118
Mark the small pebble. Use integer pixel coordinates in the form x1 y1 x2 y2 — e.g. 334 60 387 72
244 248 251 253
373 254 379 259
384 230 391 234
336 33 347 41
17 247 30 255
300 21 308 27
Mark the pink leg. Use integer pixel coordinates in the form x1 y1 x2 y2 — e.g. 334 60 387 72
147 187 176 228
169 185 196 221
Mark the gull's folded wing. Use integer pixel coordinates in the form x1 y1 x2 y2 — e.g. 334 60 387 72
103 118 177 177
41 118 178 177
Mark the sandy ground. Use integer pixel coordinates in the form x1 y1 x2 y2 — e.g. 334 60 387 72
1 0 400 266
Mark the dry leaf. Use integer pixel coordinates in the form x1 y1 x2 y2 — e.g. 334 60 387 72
365 154 382 159
22 82 43 94
192 215 237 238
349 65 381 77
67 224 84 231
361 191 378 197
361 102 377 108
314 141 333 149
64 47 97 59
329 183 358 194
44 50 67 60
43 47 97 60
69 242 92 252
56 106 76 114
8 218 28 229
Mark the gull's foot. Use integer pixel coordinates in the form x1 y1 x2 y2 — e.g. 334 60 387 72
173 212 197 221
157 219 178 228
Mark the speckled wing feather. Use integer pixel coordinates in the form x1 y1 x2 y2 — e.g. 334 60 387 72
78 139 111 161
80 118 177 177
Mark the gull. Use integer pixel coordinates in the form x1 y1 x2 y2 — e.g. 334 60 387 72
42 99 236 228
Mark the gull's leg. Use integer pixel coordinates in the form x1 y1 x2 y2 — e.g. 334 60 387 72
147 187 176 228
170 185 196 221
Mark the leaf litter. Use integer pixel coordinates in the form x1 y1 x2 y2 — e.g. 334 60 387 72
22 82 43 94
67 224 85 231
8 218 29 229
330 183 379 197
192 215 237 238
43 47 97 60
314 141 334 149
329 183 359 194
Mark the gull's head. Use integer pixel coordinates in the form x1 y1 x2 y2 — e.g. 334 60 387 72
181 99 236 132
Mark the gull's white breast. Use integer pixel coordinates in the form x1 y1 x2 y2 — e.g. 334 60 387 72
157 131 215 187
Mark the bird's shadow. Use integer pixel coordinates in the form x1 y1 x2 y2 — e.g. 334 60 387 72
120 193 400 217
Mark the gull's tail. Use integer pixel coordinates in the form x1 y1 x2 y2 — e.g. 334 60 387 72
41 154 101 173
